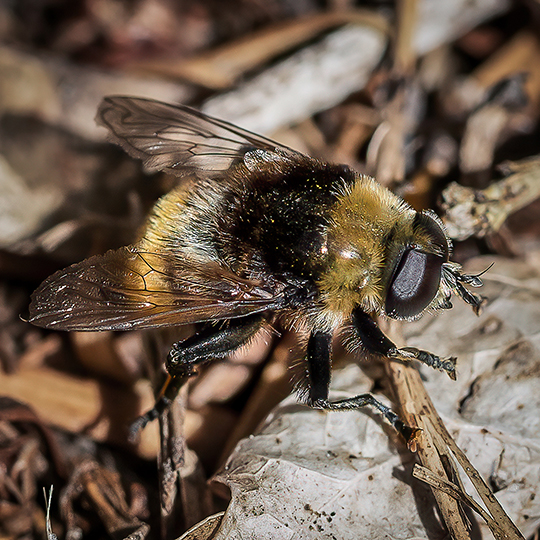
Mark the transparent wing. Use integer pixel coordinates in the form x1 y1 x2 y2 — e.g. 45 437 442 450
96 96 300 177
29 246 285 331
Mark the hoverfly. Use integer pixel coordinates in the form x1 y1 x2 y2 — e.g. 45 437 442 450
29 97 485 438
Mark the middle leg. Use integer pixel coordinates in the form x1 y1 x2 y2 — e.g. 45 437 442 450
304 330 417 441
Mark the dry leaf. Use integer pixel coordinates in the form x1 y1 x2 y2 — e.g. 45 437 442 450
403 252 540 538
177 513 224 540
208 252 539 539
211 368 440 540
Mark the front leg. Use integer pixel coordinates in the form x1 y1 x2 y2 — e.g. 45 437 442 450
351 308 457 380
305 331 416 441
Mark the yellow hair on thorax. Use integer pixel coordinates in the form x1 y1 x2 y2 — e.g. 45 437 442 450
316 175 415 327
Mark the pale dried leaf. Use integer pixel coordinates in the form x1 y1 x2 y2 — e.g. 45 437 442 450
210 253 538 539
177 513 224 540
403 252 540 538
212 368 440 540
0 156 62 247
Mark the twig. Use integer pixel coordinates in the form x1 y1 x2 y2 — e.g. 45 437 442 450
367 0 421 186
472 31 540 108
459 74 528 174
385 322 525 540
412 465 500 532
385 349 470 539
43 486 58 540
395 0 419 74
442 154 540 240
129 11 388 90
432 417 525 540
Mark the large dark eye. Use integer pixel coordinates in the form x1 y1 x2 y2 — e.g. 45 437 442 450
385 249 444 319
414 211 450 261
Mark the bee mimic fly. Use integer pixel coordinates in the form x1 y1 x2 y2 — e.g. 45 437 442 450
29 97 486 440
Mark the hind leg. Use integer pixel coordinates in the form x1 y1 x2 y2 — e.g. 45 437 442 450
131 314 267 434
165 314 266 377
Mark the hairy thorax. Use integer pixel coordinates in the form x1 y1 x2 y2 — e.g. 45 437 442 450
316 176 415 327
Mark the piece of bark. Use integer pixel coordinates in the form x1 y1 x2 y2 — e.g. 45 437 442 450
398 169 436 211
367 80 425 186
412 0 509 55
71 331 143 385
329 103 380 167
442 31 540 122
459 74 529 174
0 45 193 142
188 330 272 410
186 404 238 472
158 385 185 536
17 333 63 371
394 0 420 75
188 363 252 411
367 0 423 187
0 155 63 248
472 31 540 108
157 381 218 534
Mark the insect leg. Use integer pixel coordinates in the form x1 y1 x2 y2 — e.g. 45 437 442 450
351 308 457 380
166 314 267 377
130 314 267 436
305 331 416 441
305 330 333 406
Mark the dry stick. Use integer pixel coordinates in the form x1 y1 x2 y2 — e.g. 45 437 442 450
395 0 419 74
472 31 540 109
218 332 294 466
129 10 388 90
431 417 525 540
371 0 420 186
385 349 470 540
139 330 190 537
442 155 540 241
412 465 500 532
44 486 58 540
385 323 525 540
158 388 185 537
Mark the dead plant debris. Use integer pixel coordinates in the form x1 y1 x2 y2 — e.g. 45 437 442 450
1 0 540 538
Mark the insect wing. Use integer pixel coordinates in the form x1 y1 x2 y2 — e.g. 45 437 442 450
97 96 299 177
29 246 282 331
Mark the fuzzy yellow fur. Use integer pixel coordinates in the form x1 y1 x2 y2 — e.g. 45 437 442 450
316 176 415 329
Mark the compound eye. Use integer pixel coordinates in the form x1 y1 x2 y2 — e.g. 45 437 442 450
385 249 443 319
414 211 450 261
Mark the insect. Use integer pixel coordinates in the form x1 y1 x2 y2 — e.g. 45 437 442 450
29 97 485 439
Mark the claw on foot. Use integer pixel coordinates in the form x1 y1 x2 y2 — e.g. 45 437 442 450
390 347 457 380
